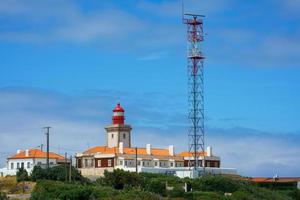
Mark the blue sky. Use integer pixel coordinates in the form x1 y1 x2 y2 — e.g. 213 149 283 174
0 0 300 177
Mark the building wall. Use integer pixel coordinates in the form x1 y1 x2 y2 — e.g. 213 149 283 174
95 158 114 168
1 158 58 176
107 131 119 148
184 160 220 168
118 131 130 147
106 131 131 148
78 167 114 177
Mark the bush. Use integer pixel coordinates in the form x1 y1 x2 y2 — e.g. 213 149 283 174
31 180 161 200
30 166 47 181
114 189 161 200
0 192 7 200
30 165 89 183
184 191 225 200
168 185 185 198
99 169 140 190
16 168 29 182
191 176 240 193
146 178 166 196
31 180 93 200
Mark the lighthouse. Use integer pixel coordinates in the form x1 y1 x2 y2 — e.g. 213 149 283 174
105 103 132 148
112 103 125 124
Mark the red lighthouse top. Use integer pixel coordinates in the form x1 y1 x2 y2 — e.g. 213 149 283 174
112 103 125 124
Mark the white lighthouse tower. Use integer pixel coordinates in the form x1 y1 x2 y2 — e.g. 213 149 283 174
105 103 132 148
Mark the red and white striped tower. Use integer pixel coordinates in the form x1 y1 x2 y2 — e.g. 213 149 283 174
112 103 125 124
105 103 132 148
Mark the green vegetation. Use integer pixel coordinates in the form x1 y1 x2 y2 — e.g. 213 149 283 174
16 168 29 182
28 168 300 200
30 165 89 183
0 192 7 200
31 180 161 200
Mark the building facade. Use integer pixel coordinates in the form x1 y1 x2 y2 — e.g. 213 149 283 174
0 148 65 177
76 103 234 178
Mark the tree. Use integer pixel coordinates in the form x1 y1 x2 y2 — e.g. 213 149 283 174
16 168 29 182
30 166 47 181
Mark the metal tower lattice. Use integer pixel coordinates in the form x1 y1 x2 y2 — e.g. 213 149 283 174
183 14 205 171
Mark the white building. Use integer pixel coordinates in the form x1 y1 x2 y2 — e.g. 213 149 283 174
76 103 236 178
0 148 65 177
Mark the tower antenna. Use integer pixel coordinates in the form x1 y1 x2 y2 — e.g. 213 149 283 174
183 13 206 175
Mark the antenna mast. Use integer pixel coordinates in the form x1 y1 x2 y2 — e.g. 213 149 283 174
183 11 206 174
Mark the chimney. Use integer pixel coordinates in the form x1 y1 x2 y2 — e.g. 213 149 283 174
17 150 22 154
146 144 151 155
168 145 174 156
207 146 212 157
25 149 29 157
119 142 124 154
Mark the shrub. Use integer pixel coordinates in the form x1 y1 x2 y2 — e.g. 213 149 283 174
16 168 29 182
100 169 140 190
30 166 47 181
184 191 225 200
0 192 7 200
30 165 89 183
146 178 166 196
191 176 240 193
31 180 161 200
31 180 93 200
168 185 185 198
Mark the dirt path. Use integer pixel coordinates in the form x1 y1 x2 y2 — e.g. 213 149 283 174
7 193 31 199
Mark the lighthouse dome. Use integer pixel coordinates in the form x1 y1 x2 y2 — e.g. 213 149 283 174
113 103 124 112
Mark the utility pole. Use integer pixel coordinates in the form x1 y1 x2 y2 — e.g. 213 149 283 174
69 155 72 182
135 147 138 173
44 127 51 169
65 152 68 182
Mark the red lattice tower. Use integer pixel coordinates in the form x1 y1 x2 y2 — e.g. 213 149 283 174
183 14 205 173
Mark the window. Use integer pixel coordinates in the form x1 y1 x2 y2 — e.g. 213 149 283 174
27 162 30 168
170 162 174 167
119 160 123 165
159 162 161 167
138 161 140 165
154 162 157 166
111 134 114 138
17 163 20 169
147 162 149 166
21 162 24 169
10 163 14 169
98 160 102 167
125 161 127 166
85 159 88 167
50 162 54 165
142 161 145 166
123 133 126 139
129 161 131 166
37 162 42 165
207 161 210 167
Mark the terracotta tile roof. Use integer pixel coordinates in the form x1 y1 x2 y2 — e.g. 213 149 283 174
177 151 207 157
243 177 300 183
83 146 172 156
9 149 65 160
83 146 117 154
